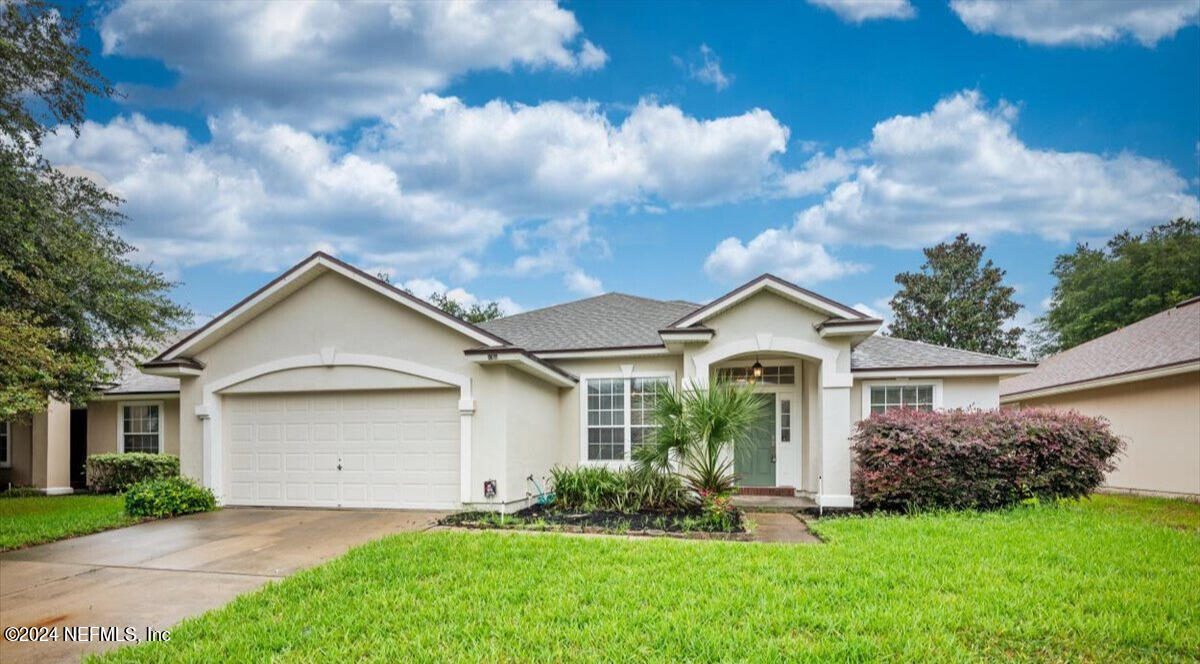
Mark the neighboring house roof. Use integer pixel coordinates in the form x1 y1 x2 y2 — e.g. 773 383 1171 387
100 328 196 396
104 368 180 395
479 293 700 352
851 335 1034 372
1001 297 1200 399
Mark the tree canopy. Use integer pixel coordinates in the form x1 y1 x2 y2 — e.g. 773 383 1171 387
1035 218 1199 355
425 292 505 324
0 1 190 420
888 234 1023 358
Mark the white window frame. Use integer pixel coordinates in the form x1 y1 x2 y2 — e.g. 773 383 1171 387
0 421 10 468
579 371 675 466
860 379 943 417
117 400 165 454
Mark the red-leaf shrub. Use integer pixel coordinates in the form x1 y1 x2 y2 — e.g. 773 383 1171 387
851 408 1124 511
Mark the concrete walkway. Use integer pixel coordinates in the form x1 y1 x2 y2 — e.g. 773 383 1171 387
0 508 443 664
747 512 821 543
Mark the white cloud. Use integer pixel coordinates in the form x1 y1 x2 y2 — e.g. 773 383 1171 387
950 0 1200 47
45 93 792 288
704 230 868 284
852 297 893 330
807 0 915 23
564 270 605 296
705 89 1198 286
794 90 1199 247
678 44 732 91
99 0 606 131
41 113 506 276
399 277 522 315
366 94 791 214
780 148 861 196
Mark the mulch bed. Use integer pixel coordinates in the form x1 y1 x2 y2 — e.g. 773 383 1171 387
439 503 752 541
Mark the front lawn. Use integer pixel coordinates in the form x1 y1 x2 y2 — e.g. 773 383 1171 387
0 494 136 551
93 495 1199 663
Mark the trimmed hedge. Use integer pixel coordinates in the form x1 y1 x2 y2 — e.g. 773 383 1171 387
851 408 1123 511
86 453 180 493
125 476 217 518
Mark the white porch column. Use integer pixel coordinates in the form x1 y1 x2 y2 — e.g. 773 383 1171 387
819 381 854 508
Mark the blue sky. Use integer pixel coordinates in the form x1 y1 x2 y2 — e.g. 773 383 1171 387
53 0 1200 327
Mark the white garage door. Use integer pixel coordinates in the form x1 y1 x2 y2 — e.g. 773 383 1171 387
224 389 460 509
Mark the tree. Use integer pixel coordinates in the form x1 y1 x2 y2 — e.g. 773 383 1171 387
426 292 504 324
380 271 506 324
888 234 1023 357
1036 219 1200 353
0 1 190 420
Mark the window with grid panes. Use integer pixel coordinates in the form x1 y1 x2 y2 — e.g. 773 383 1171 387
121 403 162 453
868 385 934 414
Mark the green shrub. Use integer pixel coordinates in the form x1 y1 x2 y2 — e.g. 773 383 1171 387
124 476 217 518
86 453 179 493
699 492 738 531
549 466 687 512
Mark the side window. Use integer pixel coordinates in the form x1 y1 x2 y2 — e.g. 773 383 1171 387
869 385 935 414
121 404 162 454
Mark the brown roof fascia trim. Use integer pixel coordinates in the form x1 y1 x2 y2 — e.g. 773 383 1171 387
528 343 670 354
1000 358 1199 398
315 252 512 346
817 317 884 329
141 357 205 370
853 362 1037 373
666 273 868 328
462 347 578 381
154 251 512 361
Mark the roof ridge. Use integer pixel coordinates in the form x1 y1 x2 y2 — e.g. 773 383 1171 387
880 334 1026 363
483 291 697 325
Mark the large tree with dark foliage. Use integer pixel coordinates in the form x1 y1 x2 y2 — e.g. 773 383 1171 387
888 234 1023 358
1033 218 1200 355
0 1 189 420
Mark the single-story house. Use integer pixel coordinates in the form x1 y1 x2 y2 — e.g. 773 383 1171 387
3 252 1032 508
1001 297 1200 499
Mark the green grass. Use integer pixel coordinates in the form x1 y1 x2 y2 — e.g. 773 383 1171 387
0 494 136 551
93 495 1199 663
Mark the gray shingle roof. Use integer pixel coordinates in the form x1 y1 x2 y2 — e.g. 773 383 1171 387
104 368 180 395
1001 298 1200 397
481 292 1031 371
479 293 700 351
101 329 196 395
851 335 1033 371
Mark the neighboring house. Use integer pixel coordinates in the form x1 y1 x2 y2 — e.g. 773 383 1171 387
3 252 1031 508
1001 297 1200 500
0 367 182 495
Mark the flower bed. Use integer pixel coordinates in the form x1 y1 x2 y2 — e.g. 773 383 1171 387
440 503 752 541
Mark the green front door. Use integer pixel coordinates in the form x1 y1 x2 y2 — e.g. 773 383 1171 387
735 394 776 487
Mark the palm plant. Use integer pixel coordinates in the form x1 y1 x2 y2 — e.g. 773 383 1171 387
633 380 769 497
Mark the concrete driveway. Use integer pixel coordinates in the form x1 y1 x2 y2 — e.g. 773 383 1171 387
0 507 443 664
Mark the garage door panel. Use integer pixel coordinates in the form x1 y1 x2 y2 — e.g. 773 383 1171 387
224 389 459 509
